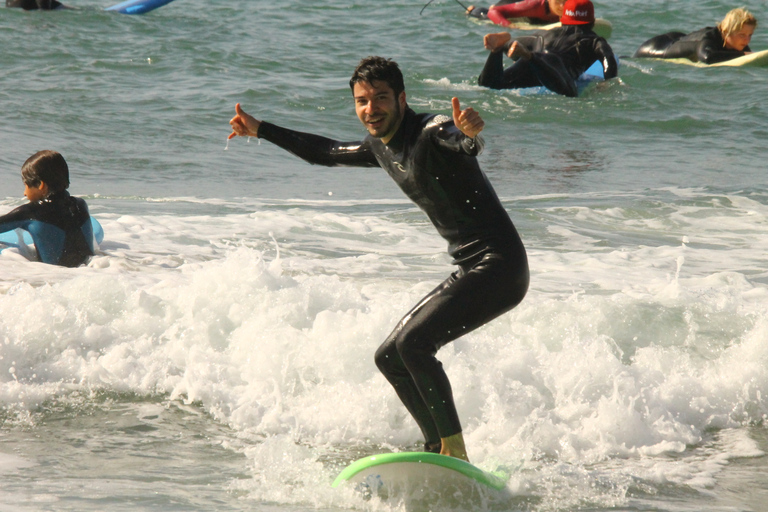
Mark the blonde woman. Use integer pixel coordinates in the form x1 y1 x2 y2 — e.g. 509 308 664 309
633 7 756 64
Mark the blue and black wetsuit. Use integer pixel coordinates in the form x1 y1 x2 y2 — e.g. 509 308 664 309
0 191 94 267
6 0 63 9
258 108 529 447
633 27 750 64
479 25 618 97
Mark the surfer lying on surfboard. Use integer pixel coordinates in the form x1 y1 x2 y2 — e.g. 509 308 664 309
478 0 617 97
229 56 529 462
6 0 177 14
633 7 757 64
467 0 564 27
0 151 95 267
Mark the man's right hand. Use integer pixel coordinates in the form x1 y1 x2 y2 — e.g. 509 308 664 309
229 103 261 139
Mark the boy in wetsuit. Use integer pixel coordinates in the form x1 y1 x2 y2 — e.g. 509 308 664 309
229 56 529 461
633 7 756 64
0 150 95 267
478 0 617 97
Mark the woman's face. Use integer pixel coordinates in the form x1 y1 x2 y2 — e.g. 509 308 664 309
724 24 755 51
548 0 565 17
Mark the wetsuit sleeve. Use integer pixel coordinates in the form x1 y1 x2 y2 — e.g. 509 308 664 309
428 116 485 157
488 0 549 26
697 33 747 64
594 38 618 79
0 206 33 235
258 122 379 168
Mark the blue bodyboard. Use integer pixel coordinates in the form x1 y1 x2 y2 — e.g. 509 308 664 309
516 58 611 96
105 0 176 14
0 217 104 248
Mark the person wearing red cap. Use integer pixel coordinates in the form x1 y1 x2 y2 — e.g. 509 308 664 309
478 0 617 97
633 7 757 64
466 0 564 27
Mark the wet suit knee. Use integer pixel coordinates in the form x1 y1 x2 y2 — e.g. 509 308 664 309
478 50 507 89
480 51 544 90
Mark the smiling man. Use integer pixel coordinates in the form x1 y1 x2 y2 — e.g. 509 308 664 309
228 56 529 461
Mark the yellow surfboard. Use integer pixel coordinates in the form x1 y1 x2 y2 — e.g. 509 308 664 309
469 16 613 39
662 49 768 67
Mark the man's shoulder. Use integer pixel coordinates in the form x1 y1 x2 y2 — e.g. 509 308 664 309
423 113 452 131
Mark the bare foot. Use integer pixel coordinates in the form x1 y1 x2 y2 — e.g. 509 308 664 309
507 40 532 60
483 32 512 52
440 433 469 462
466 4 475 14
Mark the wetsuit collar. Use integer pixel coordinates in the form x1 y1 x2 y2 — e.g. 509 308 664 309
383 107 416 151
40 190 71 205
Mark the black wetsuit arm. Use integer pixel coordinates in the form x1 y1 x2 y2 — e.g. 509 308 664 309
595 38 619 79
0 205 33 234
427 116 485 157
258 122 379 168
698 30 747 64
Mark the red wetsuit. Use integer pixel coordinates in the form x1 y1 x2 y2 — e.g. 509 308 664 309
488 0 559 26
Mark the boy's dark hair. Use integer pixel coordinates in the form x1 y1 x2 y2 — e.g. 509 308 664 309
21 150 70 193
349 56 405 97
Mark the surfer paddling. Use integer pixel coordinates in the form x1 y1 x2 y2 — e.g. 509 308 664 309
633 7 757 64
478 0 617 97
229 56 528 461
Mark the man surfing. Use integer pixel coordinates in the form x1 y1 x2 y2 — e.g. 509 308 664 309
229 56 529 461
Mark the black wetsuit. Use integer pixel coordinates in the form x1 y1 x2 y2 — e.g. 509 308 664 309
0 191 94 267
479 25 618 97
258 108 529 446
633 27 750 64
6 0 63 9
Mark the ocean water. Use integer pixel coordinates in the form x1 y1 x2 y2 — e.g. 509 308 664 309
2 0 768 510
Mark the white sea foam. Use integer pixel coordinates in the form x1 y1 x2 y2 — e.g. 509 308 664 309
2 188 768 510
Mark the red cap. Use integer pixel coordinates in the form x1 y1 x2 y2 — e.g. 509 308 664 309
560 0 594 25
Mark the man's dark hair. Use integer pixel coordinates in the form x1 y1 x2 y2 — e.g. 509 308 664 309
21 150 70 193
349 56 405 96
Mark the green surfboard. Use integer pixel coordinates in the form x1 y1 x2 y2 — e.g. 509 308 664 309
332 452 508 494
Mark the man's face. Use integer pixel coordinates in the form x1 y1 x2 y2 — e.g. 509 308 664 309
353 80 406 144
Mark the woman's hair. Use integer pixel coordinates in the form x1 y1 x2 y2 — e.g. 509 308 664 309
349 56 405 97
21 150 70 193
718 7 757 41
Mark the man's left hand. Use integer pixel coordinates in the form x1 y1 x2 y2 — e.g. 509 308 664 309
452 97 485 138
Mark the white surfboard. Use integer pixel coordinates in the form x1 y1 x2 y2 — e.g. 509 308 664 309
661 48 768 67
472 17 613 39
332 452 508 498
518 18 612 40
